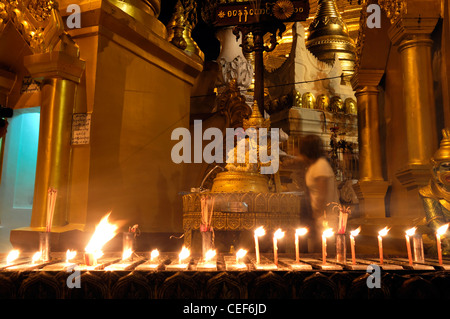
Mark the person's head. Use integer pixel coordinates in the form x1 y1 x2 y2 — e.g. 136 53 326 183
299 135 325 162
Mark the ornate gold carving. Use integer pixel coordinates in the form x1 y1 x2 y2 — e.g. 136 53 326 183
378 0 406 24
272 0 295 20
216 79 253 128
182 192 302 247
167 0 188 50
0 0 66 54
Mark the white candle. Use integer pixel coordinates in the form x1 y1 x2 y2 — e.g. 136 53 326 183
378 227 390 265
350 227 361 265
322 228 334 265
436 223 449 265
273 229 285 266
254 226 265 265
405 227 416 266
295 228 308 263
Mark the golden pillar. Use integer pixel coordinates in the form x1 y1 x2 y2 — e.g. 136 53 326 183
23 47 85 229
351 69 389 218
389 15 439 188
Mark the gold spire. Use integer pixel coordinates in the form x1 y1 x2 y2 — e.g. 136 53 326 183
432 128 450 165
243 101 270 130
306 0 356 81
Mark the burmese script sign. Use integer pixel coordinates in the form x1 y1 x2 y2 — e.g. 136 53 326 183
213 0 309 27
71 113 91 145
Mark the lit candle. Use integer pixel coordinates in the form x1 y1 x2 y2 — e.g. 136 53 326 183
179 246 190 265
350 227 361 265
254 226 265 265
150 249 159 262
236 249 247 264
6 250 20 266
436 223 449 265
31 251 42 265
378 227 390 265
273 229 285 266
322 228 334 265
405 227 416 266
66 250 77 263
295 228 308 263
122 248 133 261
204 249 216 263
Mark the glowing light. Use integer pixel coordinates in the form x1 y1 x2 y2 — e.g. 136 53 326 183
437 223 449 236
31 251 41 264
6 250 19 265
66 250 77 263
179 246 190 264
296 228 308 236
350 227 361 238
150 249 159 261
323 228 334 238
204 249 216 262
406 227 417 237
378 227 390 237
122 248 133 261
254 226 265 237
236 249 247 263
274 228 285 240
84 213 118 261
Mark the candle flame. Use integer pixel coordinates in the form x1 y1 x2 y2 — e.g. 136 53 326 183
437 223 449 236
32 251 41 264
274 228 285 240
122 248 133 260
6 250 19 265
150 249 159 261
179 246 190 264
85 212 118 259
322 228 334 238
254 226 265 237
378 227 390 237
236 249 247 262
405 227 417 237
66 250 77 263
205 249 216 262
350 226 361 237
296 228 308 236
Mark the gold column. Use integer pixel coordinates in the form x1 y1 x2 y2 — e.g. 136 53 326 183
351 69 389 218
389 15 439 188
24 49 85 229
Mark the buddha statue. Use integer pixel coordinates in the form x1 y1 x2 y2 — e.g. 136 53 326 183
344 98 357 114
316 94 330 111
329 96 344 113
302 92 315 109
420 128 450 253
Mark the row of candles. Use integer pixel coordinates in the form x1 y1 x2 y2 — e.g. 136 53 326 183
2 215 449 270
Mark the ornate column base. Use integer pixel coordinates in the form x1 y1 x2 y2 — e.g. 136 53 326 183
395 163 432 190
352 180 390 219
